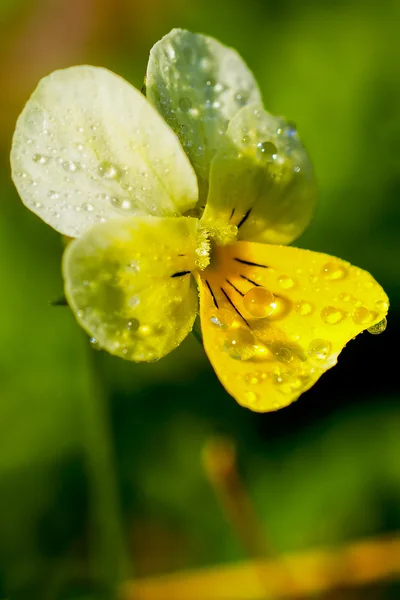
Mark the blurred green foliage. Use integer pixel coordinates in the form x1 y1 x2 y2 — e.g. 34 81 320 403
0 0 399 599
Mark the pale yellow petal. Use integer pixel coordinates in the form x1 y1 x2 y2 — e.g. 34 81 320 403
63 216 199 361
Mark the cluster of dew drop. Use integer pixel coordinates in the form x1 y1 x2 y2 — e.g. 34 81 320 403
154 37 257 196
208 258 387 408
15 109 172 236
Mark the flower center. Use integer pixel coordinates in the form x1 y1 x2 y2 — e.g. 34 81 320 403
195 220 238 271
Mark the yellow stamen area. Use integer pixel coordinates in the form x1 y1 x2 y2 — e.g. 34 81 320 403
195 241 389 412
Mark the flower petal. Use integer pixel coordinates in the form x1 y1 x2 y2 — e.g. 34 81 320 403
63 216 199 361
11 66 198 237
197 241 388 412
201 104 317 245
146 29 262 205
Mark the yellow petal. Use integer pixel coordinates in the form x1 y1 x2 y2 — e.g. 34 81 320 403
63 216 199 361
196 241 389 412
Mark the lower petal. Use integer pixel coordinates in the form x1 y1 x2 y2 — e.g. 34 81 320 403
197 241 389 412
63 216 199 361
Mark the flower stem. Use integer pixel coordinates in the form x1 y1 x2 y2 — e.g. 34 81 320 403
82 342 131 594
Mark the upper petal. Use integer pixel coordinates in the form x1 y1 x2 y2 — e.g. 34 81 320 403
63 216 199 361
146 29 262 206
11 66 198 237
197 241 388 412
201 104 317 245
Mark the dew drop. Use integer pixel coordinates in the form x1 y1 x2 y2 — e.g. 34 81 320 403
82 203 94 212
339 292 353 303
32 153 48 164
352 307 373 325
256 141 277 160
223 329 255 360
272 370 304 394
138 324 152 337
375 299 389 312
129 295 140 308
127 261 140 273
308 338 332 361
243 287 275 318
210 308 236 328
275 346 293 363
277 275 295 290
89 337 100 350
110 197 132 211
321 262 348 281
367 317 387 335
48 190 60 200
244 391 259 404
242 135 251 145
283 122 296 137
295 300 313 316
98 161 120 179
321 306 346 324
178 97 192 112
126 319 140 332
62 160 80 173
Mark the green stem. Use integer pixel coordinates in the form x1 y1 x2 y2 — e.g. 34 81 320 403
82 342 131 595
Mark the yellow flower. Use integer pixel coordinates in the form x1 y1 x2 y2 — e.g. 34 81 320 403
10 29 388 412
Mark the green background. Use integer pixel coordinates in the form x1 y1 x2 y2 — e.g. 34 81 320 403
0 0 399 598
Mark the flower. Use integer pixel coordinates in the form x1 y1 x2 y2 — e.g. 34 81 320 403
10 29 389 412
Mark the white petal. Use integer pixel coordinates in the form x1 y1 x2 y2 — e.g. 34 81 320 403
146 29 262 206
11 66 198 237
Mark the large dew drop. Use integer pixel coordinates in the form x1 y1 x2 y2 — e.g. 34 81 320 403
243 287 275 318
223 329 255 360
367 318 387 335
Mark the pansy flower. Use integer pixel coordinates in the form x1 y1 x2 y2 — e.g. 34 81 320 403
11 29 388 412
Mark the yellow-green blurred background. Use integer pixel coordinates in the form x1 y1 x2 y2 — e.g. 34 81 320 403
0 1 399 599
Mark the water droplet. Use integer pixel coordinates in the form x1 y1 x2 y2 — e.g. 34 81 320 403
110 197 132 211
272 369 304 394
127 261 140 273
308 338 332 362
129 295 140 308
210 308 236 328
242 135 251 145
277 275 295 290
244 391 259 404
376 299 389 312
295 300 313 316
62 160 80 173
138 324 152 337
256 141 277 160
367 317 387 335
82 203 94 212
48 190 59 200
352 307 373 325
321 306 346 324
89 337 100 350
321 262 348 281
98 161 120 179
32 153 48 164
223 329 256 360
236 93 247 106
339 292 354 303
243 287 275 318
126 319 140 332
178 97 192 112
283 122 296 137
244 373 260 385
275 346 293 363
